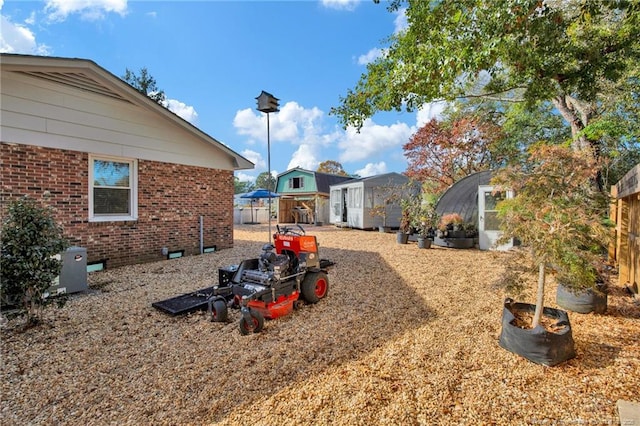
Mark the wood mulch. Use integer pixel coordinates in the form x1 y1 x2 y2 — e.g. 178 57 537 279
1 224 639 425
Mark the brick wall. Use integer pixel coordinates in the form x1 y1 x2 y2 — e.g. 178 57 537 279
1 143 234 268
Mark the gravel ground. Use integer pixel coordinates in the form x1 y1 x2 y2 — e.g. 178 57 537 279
1 224 639 425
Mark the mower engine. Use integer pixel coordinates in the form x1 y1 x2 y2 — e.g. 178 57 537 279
241 244 291 286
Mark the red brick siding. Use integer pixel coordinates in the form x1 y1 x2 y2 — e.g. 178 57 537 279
1 143 234 268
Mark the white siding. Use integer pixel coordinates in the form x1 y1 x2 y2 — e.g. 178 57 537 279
1 71 238 170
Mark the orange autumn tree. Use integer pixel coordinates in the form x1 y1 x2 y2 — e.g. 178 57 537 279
403 116 502 194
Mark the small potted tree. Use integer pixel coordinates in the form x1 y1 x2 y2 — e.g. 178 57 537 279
416 221 432 249
492 144 611 366
412 199 438 249
397 203 412 244
370 181 402 232
370 204 389 232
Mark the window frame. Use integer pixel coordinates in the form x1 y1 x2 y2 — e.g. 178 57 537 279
288 176 304 189
88 154 138 222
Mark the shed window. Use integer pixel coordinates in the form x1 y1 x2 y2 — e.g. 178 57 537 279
483 190 505 231
348 187 362 208
365 188 374 208
288 177 304 189
331 190 341 216
89 155 138 222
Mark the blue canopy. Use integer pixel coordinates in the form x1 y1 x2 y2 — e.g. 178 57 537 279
240 189 280 199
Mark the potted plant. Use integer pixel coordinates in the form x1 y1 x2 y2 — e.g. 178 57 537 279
555 258 608 314
434 212 474 249
492 144 611 366
397 203 412 244
416 227 432 249
412 198 438 249
369 179 414 233
437 213 465 238
370 204 389 232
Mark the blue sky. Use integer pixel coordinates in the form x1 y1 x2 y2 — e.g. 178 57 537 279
1 0 444 182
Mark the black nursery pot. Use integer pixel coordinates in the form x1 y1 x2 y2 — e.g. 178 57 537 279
556 283 607 314
396 231 409 244
498 299 576 367
433 235 474 249
417 237 431 249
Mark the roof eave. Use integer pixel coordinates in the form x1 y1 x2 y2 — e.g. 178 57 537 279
0 53 254 171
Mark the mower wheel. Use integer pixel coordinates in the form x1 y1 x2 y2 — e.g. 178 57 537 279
239 309 265 335
210 299 228 322
301 271 329 304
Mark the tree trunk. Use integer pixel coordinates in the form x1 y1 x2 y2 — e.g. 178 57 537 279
532 262 546 329
552 95 595 152
552 94 604 190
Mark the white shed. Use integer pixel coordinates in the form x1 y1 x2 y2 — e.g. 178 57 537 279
329 172 413 230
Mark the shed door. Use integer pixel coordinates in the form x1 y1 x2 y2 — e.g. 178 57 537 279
330 189 342 224
478 185 513 251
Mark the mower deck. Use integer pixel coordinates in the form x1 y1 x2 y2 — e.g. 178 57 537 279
151 286 215 315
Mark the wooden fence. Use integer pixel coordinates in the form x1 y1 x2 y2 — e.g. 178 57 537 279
610 163 640 294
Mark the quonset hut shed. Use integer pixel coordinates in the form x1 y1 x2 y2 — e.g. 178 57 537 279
435 170 492 224
434 170 513 251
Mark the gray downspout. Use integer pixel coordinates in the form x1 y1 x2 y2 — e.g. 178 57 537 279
199 215 204 254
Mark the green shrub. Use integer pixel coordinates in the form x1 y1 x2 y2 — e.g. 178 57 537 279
1 196 68 325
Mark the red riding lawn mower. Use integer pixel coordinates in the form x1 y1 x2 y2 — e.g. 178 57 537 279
152 225 335 334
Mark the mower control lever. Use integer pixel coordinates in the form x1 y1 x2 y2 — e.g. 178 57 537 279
275 224 305 236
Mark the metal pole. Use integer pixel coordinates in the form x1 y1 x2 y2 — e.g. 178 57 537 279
199 215 204 254
267 112 272 243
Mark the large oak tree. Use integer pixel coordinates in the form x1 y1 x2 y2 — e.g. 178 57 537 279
332 0 640 159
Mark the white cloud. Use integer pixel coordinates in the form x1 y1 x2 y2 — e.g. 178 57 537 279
416 101 447 127
1 0 126 54
355 162 387 177
355 8 404 67
0 14 50 54
275 101 324 141
25 11 36 25
393 8 408 34
233 107 267 142
234 101 346 174
234 101 332 146
235 172 255 183
240 149 265 171
338 119 413 163
234 101 423 177
164 99 198 124
357 47 383 65
287 144 320 171
44 0 127 22
320 0 359 11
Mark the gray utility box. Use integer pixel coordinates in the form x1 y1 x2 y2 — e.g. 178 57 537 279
48 246 88 296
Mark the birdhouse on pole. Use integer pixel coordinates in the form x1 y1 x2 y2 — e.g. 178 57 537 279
256 90 280 113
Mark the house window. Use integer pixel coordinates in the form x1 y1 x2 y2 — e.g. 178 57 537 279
89 155 138 222
288 177 304 189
